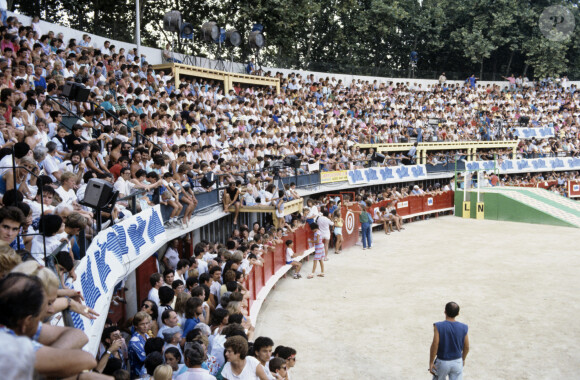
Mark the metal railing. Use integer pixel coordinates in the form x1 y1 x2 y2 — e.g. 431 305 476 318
48 94 163 151
87 101 163 151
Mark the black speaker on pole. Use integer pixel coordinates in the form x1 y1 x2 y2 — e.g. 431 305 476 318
201 172 216 188
76 87 90 102
62 82 75 98
371 152 386 163
283 156 302 169
63 81 90 102
82 178 114 208
518 116 530 127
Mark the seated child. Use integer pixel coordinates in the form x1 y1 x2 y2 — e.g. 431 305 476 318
285 239 302 279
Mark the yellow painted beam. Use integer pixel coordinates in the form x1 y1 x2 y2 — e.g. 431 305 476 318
228 199 303 228
152 62 280 94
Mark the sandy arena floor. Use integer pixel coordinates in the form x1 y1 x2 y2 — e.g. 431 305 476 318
254 216 580 379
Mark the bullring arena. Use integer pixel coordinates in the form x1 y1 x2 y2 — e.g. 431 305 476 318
1 6 580 380
256 217 580 379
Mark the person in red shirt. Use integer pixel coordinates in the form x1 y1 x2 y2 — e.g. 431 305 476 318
1 87 15 124
109 156 130 181
490 172 499 186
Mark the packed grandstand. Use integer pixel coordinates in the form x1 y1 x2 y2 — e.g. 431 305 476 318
0 11 579 380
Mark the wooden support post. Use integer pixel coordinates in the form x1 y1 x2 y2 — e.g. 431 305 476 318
174 66 180 87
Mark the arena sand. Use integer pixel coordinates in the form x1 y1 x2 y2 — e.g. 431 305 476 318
254 216 580 379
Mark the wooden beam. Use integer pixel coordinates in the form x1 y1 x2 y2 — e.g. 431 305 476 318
358 141 519 161
228 199 303 228
152 62 280 95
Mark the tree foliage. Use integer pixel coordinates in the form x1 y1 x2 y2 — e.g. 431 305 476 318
11 0 580 79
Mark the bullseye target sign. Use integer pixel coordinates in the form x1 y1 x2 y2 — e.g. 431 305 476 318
345 210 355 234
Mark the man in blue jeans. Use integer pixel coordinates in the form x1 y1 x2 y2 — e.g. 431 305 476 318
359 202 372 250
429 302 470 379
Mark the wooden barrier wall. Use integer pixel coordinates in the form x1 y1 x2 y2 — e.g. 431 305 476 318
372 191 455 218
241 202 362 310
568 180 580 198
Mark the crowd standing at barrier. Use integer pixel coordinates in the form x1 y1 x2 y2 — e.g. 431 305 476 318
0 12 577 379
488 170 580 197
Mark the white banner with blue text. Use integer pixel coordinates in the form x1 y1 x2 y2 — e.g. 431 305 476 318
69 205 166 355
463 156 580 174
347 165 428 185
513 126 555 139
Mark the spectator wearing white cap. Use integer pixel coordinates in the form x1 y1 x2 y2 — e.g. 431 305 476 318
162 325 184 359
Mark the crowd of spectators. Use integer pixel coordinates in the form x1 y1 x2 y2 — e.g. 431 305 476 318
0 13 576 216
121 230 305 379
0 208 309 379
497 170 580 197
0 12 578 380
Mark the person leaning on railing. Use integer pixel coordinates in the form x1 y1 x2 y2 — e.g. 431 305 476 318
0 267 101 378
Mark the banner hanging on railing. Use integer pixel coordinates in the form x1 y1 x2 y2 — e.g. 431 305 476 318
69 205 166 355
347 164 428 185
513 126 555 139
463 157 580 174
320 170 348 183
308 161 320 172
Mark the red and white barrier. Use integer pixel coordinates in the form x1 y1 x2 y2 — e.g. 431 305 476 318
569 180 580 198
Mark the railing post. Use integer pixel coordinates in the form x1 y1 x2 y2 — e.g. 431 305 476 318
78 228 87 259
131 193 137 215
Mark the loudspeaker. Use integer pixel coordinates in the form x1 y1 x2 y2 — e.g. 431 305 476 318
82 178 114 208
62 82 75 98
163 11 182 33
76 87 90 102
283 156 302 169
371 152 386 163
519 116 530 126
201 172 216 188
62 82 90 102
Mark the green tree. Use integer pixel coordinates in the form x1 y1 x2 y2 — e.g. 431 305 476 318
8 0 580 79
524 37 569 79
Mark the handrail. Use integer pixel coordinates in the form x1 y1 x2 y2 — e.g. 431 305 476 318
46 95 80 119
47 95 90 141
49 95 163 151
88 101 163 151
118 189 147 215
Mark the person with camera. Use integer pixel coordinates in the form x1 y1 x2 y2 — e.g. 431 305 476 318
96 326 128 374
